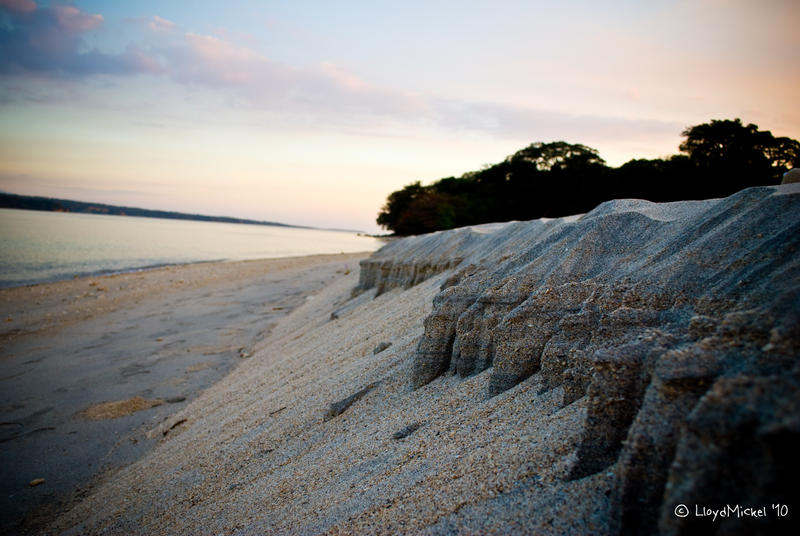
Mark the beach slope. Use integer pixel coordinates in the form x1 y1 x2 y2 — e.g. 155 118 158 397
45 184 800 535
0 254 367 535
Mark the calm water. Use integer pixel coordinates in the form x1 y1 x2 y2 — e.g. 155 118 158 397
0 209 382 287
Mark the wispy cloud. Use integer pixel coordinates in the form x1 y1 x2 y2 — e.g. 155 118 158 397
148 15 176 33
151 31 426 123
0 2 679 145
0 0 36 15
429 98 682 143
124 14 177 34
0 2 162 76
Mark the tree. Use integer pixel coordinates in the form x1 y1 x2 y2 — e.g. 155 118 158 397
376 120 800 235
507 141 606 171
679 119 800 193
376 181 425 233
764 136 800 170
395 190 456 235
679 119 762 164
612 155 698 202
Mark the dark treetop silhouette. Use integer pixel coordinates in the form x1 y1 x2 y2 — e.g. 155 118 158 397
377 118 800 235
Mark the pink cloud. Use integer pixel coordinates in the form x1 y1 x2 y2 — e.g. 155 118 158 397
51 5 103 34
185 33 261 66
117 44 165 74
0 5 682 145
125 15 177 34
163 32 423 119
148 15 176 33
177 32 269 85
0 3 163 77
210 26 257 48
317 62 371 91
0 0 35 14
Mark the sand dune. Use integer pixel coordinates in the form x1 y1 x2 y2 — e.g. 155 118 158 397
33 184 800 535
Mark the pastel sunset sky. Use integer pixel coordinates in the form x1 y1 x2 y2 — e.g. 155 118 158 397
1 0 798 232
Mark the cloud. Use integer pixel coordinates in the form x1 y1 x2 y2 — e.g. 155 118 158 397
426 97 682 148
0 3 680 147
148 15 176 33
124 14 177 34
317 62 371 92
0 2 162 76
0 1 423 121
155 32 423 122
173 32 267 85
116 30 676 143
70 44 165 76
51 5 103 33
0 0 35 14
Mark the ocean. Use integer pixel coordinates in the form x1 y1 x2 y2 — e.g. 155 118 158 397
0 209 383 287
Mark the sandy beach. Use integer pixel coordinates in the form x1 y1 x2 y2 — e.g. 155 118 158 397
0 253 368 535
1 185 797 536
28 243 609 536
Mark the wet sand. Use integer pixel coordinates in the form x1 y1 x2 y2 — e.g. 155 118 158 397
0 253 368 535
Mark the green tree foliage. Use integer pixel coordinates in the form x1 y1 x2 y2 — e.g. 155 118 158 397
377 119 800 235
376 181 425 234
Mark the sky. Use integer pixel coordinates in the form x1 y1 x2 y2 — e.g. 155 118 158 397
1 0 798 232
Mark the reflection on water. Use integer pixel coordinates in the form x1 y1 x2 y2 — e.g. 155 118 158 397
0 209 382 287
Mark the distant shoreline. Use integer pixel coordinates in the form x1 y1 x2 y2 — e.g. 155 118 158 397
0 192 363 234
0 207 381 289
0 257 225 290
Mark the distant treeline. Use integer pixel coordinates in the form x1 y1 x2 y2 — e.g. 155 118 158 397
377 118 800 235
0 193 297 228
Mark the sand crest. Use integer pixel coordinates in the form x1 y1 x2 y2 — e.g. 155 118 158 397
8 186 800 535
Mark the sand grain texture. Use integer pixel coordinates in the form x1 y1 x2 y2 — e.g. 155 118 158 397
42 185 800 535
0 253 368 535
79 397 164 420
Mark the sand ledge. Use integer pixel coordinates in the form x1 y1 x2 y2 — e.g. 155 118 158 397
43 186 800 535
